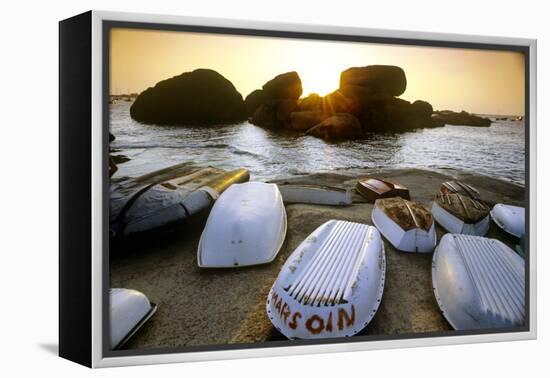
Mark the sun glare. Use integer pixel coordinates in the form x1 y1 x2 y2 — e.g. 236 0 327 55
299 66 340 96
298 65 341 97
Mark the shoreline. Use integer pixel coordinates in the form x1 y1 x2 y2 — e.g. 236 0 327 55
110 166 525 349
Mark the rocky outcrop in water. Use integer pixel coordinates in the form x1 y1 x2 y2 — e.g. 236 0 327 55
432 110 492 127
244 89 268 116
262 71 303 100
340 65 407 97
130 69 246 125
290 110 324 131
246 66 445 140
128 65 489 140
306 113 362 140
247 72 303 128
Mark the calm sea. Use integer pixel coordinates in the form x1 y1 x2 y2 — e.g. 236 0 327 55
110 101 526 185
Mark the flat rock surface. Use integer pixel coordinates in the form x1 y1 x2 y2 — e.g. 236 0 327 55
110 168 525 350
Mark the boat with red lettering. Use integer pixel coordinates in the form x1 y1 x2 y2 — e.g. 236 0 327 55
266 220 385 339
372 197 437 252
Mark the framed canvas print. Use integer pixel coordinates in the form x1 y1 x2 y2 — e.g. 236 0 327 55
59 10 537 368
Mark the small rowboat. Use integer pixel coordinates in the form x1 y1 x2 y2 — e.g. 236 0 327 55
111 167 249 238
110 288 157 349
490 204 525 238
198 182 287 268
267 220 385 339
277 184 352 206
431 192 490 236
432 234 525 330
371 197 436 253
356 176 410 202
439 180 481 200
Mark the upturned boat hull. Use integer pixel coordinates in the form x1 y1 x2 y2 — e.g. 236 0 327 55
111 167 249 238
277 184 352 206
432 234 525 330
267 220 385 339
356 177 410 203
198 182 287 268
432 191 490 236
432 201 490 236
110 288 157 349
371 197 437 253
490 204 525 238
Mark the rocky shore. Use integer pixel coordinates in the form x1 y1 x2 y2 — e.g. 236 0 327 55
110 166 524 349
129 67 493 141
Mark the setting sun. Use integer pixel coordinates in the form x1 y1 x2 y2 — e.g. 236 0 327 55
298 64 341 96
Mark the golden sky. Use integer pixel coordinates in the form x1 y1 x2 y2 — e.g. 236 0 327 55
110 28 525 115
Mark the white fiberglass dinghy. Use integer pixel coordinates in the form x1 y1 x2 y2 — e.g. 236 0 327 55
112 167 249 238
267 220 385 339
432 192 490 236
432 234 525 330
490 204 525 238
110 288 157 349
372 197 437 253
277 184 352 206
198 182 287 268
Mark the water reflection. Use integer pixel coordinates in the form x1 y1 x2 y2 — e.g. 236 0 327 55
110 102 525 185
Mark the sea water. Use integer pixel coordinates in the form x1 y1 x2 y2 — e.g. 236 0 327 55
110 101 525 185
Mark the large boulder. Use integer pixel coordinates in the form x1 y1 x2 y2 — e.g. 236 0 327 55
323 90 362 116
297 93 324 112
359 96 439 132
431 110 492 127
130 69 246 125
306 113 362 140
249 99 297 129
290 110 324 131
410 100 434 118
244 89 268 116
340 65 407 97
262 71 303 100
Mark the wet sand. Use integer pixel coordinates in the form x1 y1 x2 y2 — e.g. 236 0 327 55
110 167 525 350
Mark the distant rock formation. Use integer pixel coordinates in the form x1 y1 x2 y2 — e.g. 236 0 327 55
246 66 446 140
130 69 246 125
129 65 491 140
432 110 492 127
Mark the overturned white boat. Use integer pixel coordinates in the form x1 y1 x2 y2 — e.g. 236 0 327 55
110 288 157 349
267 220 385 339
111 167 249 238
198 182 287 268
491 204 525 238
439 180 481 200
372 197 436 253
432 192 490 236
277 184 352 206
432 234 525 330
